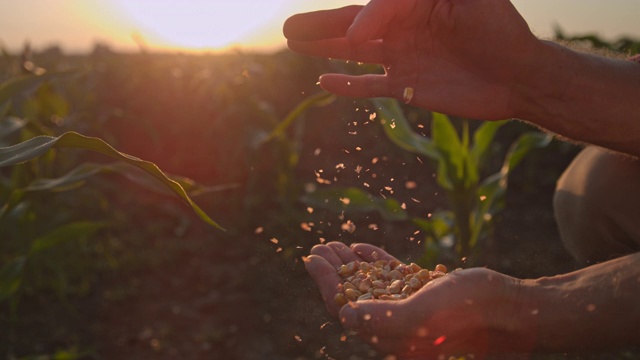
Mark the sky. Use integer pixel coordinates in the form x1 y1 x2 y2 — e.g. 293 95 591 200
1 0 639 54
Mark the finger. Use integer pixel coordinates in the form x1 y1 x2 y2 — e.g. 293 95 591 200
287 38 384 65
350 243 398 262
304 254 344 317
319 73 394 99
310 244 343 269
347 0 428 44
347 0 398 44
326 241 360 264
283 6 363 41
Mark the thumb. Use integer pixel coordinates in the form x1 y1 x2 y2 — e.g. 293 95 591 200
339 300 410 337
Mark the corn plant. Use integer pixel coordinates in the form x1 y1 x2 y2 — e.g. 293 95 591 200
374 98 552 262
0 72 223 321
304 98 551 265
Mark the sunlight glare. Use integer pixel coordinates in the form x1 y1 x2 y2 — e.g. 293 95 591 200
111 0 288 51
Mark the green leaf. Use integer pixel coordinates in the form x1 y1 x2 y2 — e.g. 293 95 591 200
261 91 335 144
502 131 553 176
0 132 225 230
0 116 28 144
0 72 71 111
431 113 463 190
0 257 26 301
469 120 506 171
29 221 106 255
471 131 552 247
371 98 441 159
303 187 408 221
24 161 238 197
413 211 455 239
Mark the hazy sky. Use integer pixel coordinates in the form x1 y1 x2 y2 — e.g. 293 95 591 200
1 0 639 53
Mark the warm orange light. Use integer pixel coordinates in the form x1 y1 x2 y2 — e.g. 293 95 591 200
109 0 289 52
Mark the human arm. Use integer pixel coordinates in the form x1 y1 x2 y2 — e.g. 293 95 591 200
305 242 640 358
283 0 640 156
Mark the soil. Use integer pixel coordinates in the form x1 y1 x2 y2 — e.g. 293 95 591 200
4 139 640 360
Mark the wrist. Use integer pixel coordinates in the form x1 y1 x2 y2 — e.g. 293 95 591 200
509 40 577 123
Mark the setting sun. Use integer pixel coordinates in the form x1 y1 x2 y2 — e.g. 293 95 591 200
109 0 289 51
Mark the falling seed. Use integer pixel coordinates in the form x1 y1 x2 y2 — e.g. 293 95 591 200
340 198 351 205
417 327 429 337
314 148 321 156
301 223 313 231
363 314 372 320
276 247 283 253
403 87 414 103
479 195 487 201
369 113 377 121
307 207 314 213
254 227 264 234
386 310 393 317
294 335 302 342
270 238 279 244
341 221 356 233
405 181 418 189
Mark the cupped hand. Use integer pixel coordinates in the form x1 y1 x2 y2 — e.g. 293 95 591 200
305 242 536 359
283 0 542 120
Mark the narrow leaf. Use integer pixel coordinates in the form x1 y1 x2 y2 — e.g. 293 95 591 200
303 187 408 221
262 91 335 144
469 121 506 169
0 132 224 230
0 257 26 301
371 98 441 159
0 72 71 110
29 221 107 255
431 113 464 189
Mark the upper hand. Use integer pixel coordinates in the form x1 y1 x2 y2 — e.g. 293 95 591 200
283 0 542 120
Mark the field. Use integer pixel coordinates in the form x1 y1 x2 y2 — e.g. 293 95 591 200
0 42 638 359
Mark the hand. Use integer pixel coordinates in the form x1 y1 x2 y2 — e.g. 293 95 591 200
305 242 536 359
283 0 542 120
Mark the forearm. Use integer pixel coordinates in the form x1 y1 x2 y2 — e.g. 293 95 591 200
518 252 640 352
513 41 640 157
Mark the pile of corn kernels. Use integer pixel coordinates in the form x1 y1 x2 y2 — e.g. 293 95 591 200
334 257 449 306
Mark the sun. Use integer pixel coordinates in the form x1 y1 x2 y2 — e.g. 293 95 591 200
110 0 289 51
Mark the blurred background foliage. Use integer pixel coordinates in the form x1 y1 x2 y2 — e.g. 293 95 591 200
0 30 639 359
